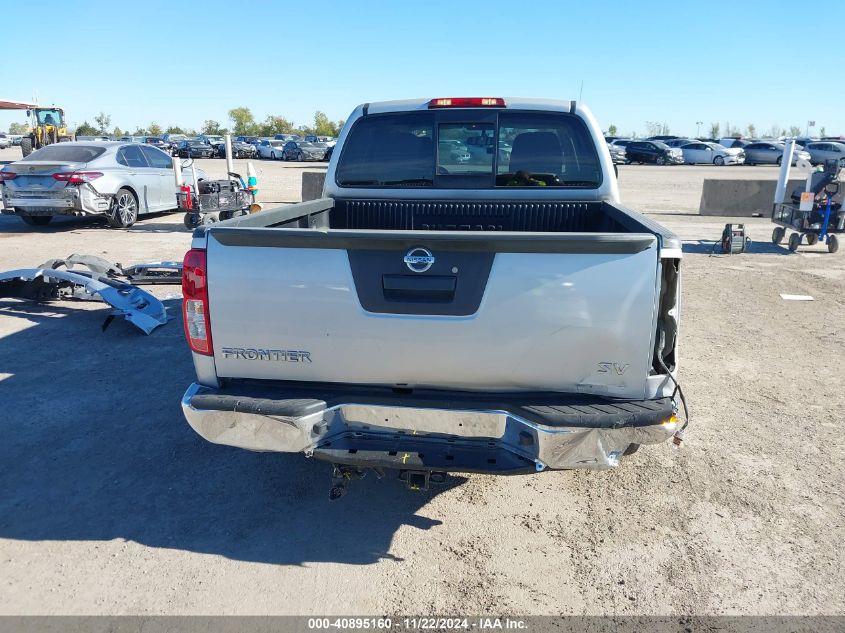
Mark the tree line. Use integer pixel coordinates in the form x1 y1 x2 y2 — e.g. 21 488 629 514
7 111 829 141
68 107 345 139
605 121 826 139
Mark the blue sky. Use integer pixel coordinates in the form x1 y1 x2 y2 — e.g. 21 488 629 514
3 0 843 137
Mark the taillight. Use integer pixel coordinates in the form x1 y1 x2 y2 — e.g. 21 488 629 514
52 171 104 184
182 249 213 355
428 97 506 108
0 171 16 181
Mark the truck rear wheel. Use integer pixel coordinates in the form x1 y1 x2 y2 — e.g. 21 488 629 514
20 214 53 227
20 137 33 158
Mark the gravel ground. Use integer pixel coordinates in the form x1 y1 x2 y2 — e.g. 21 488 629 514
0 147 842 616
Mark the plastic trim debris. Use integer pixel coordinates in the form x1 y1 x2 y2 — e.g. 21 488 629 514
38 253 183 285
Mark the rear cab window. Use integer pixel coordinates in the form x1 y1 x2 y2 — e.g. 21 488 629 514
336 109 601 189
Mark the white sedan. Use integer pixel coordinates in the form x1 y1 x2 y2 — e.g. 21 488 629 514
256 139 287 160
680 141 744 165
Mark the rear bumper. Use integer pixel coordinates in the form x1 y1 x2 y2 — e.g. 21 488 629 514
2 185 111 215
181 381 679 472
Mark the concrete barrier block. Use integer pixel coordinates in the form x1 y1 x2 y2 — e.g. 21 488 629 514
301 171 327 202
699 178 805 217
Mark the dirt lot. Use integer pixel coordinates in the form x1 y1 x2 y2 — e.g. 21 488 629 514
1 147 843 616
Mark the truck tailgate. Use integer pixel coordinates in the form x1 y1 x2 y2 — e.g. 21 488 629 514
205 228 660 399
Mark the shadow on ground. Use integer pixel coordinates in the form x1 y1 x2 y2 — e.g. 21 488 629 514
0 212 191 235
0 299 458 566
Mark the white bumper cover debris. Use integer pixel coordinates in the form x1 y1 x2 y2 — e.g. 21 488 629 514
0 268 169 334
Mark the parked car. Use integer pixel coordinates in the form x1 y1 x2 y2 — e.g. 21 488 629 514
282 140 327 161
0 141 204 228
718 137 753 149
803 142 845 166
235 136 259 145
144 136 167 150
176 139 214 158
625 140 684 165
218 140 257 159
179 97 684 486
664 138 695 148
464 133 496 163
256 139 287 159
743 142 811 166
162 133 187 154
607 142 626 164
438 139 472 164
679 142 744 165
196 135 225 154
274 134 300 142
0 135 10 149
610 138 634 148
303 135 319 143
647 135 680 142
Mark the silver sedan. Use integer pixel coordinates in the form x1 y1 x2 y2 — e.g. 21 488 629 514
256 139 287 160
0 142 203 228
743 141 812 166
804 142 845 167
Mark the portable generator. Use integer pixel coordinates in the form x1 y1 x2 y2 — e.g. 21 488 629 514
721 223 747 254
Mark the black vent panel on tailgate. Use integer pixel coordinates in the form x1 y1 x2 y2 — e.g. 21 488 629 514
331 200 622 233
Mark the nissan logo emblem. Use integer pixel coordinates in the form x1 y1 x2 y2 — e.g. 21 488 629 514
403 247 435 273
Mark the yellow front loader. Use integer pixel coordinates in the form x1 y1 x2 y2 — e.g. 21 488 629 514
0 99 74 157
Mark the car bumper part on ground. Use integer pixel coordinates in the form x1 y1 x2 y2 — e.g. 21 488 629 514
0 267 168 334
181 381 679 473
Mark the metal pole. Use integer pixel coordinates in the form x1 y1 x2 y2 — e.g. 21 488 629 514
224 133 234 175
190 162 201 212
774 140 795 204
172 156 183 188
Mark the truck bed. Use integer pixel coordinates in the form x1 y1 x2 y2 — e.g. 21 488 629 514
197 197 680 245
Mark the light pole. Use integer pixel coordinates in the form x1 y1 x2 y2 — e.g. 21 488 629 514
696 121 703 137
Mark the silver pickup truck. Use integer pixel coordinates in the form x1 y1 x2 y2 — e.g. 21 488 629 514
180 97 685 494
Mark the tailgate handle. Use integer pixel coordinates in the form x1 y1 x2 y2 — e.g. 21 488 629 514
382 275 456 302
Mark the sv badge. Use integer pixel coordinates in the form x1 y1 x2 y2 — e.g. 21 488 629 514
597 362 630 376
